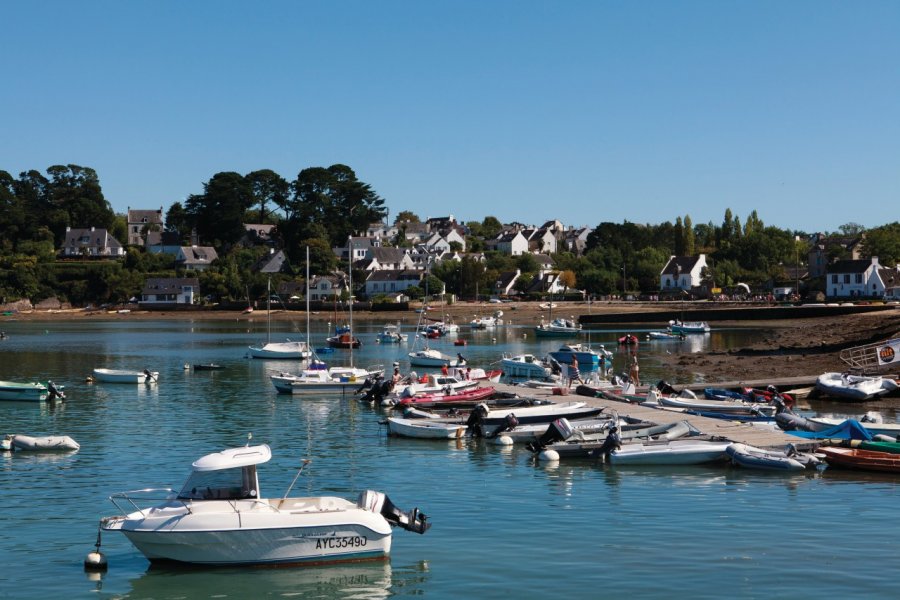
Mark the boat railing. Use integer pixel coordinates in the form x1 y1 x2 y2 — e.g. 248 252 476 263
840 338 900 374
109 488 179 515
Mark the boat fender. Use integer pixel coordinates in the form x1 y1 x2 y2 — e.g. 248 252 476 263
538 449 560 462
493 435 514 446
84 527 108 572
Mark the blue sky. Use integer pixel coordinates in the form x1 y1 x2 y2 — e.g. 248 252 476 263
2 1 897 234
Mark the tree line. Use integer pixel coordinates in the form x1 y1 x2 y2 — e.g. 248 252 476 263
2 163 900 306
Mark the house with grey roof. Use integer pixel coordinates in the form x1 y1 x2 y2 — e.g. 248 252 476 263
367 247 416 270
60 227 125 258
660 254 709 293
494 270 521 296
176 246 219 271
826 257 890 298
364 270 423 298
146 231 183 255
127 207 164 246
308 275 347 302
488 230 528 256
140 277 200 307
808 233 864 278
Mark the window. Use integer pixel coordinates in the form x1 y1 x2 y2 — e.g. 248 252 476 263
844 274 850 284
831 274 838 284
855 273 863 284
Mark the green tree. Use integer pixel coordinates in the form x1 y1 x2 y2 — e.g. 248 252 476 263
247 169 289 224
394 210 420 224
185 171 252 248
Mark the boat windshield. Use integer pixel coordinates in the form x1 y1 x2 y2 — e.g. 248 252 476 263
177 465 259 501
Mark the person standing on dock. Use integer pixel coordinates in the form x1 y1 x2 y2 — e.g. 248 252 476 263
629 354 641 387
569 356 584 387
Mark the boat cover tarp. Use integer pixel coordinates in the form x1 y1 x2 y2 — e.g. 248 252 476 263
787 419 873 441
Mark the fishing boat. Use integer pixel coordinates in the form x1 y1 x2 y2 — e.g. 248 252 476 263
814 372 896 401
818 446 900 473
726 443 820 471
547 343 610 367
499 353 552 379
534 317 582 338
2 433 80 452
98 442 430 566
270 366 383 394
0 380 52 402
385 418 468 439
92 368 159 384
667 319 710 334
377 323 407 344
326 331 362 349
248 278 309 359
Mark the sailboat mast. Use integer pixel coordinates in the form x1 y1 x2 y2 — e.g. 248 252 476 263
348 238 354 368
266 277 272 344
305 246 310 359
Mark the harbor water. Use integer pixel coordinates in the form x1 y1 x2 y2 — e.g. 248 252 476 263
1 317 899 599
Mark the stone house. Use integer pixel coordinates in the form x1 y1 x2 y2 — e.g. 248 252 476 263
126 207 164 246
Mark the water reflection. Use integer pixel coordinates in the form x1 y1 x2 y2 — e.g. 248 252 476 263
115 559 425 599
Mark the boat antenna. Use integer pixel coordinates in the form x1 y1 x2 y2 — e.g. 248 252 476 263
282 459 312 501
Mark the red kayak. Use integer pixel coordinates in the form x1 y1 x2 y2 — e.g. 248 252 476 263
398 386 495 408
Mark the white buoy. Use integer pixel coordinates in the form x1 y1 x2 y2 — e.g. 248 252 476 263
538 449 560 462
84 549 107 571
183 363 190 370
493 435 514 446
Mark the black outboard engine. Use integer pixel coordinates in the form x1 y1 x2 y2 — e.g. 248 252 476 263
358 490 431 534
466 403 490 437
486 413 519 439
47 381 64 401
656 380 679 395
591 425 622 460
525 418 575 453
548 357 563 376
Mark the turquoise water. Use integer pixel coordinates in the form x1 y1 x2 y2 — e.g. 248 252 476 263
1 318 899 599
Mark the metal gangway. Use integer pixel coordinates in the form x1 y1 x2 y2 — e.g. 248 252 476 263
840 338 900 374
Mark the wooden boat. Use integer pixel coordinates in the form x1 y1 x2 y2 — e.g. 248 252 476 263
327 331 362 349
92 368 159 384
396 386 495 409
385 418 468 439
818 446 900 473
814 372 895 401
726 443 819 471
833 439 900 455
3 434 80 451
0 380 51 402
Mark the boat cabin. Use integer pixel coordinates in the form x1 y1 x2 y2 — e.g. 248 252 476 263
177 444 270 501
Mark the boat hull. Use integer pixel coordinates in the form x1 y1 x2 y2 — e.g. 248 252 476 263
105 504 391 566
247 341 309 359
610 441 731 465
387 418 468 439
0 381 48 402
819 447 900 473
92 369 159 383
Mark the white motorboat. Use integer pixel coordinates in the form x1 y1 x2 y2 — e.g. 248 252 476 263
610 440 731 465
500 354 551 379
547 343 610 366
2 434 80 452
92 368 159 384
377 323 407 344
534 317 582 338
408 347 465 368
271 366 384 394
470 310 503 330
647 331 685 341
391 374 480 401
667 319 710 334
814 372 896 401
99 443 430 566
0 380 53 402
386 418 468 439
469 401 603 427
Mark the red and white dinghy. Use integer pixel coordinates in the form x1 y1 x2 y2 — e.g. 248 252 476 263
397 386 495 409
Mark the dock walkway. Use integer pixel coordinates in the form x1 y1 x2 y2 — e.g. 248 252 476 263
492 381 816 450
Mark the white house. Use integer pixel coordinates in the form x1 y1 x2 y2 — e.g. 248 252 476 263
364 270 423 298
60 227 125 258
492 231 529 256
826 257 887 298
176 246 219 271
140 277 199 306
660 254 708 292
308 275 347 302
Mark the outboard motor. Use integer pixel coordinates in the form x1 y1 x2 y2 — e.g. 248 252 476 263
47 381 64 401
591 426 622 460
486 413 519 439
358 490 430 534
656 380 679 395
466 403 491 437
525 418 574 453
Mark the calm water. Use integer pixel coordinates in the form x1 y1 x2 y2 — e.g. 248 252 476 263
1 317 899 599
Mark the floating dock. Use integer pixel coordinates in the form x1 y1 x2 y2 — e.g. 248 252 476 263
491 381 818 451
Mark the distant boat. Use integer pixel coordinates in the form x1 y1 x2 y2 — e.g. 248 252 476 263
377 323 407 344
92 368 159 384
667 319 710 334
548 343 610 366
408 347 464 368
193 364 225 371
0 380 53 402
247 279 309 360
